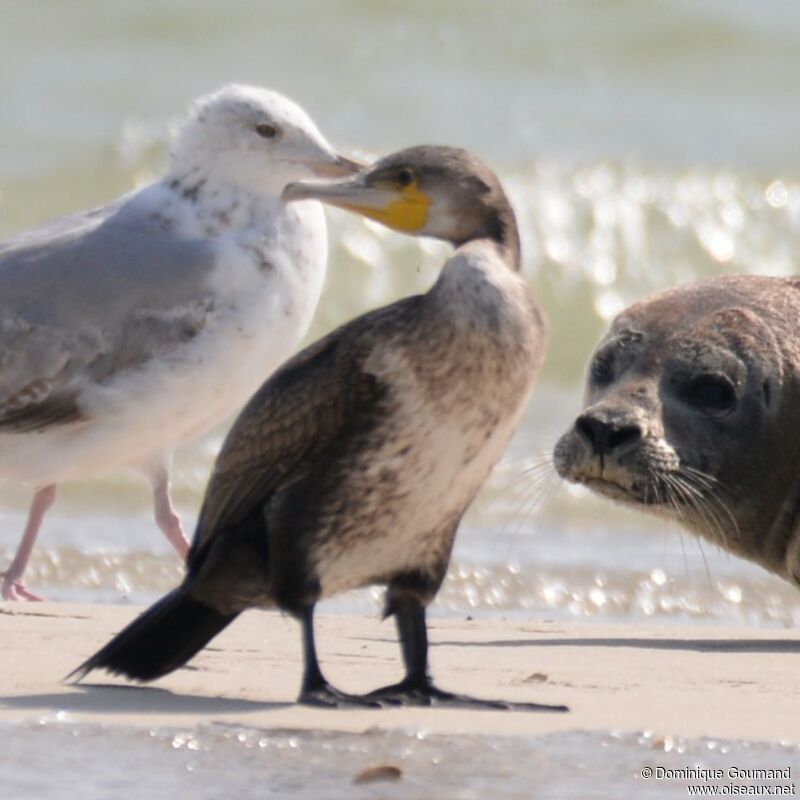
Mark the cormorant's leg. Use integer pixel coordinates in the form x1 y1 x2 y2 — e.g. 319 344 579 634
367 594 568 712
296 604 380 708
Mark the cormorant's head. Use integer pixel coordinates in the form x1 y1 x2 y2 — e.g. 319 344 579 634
283 145 517 250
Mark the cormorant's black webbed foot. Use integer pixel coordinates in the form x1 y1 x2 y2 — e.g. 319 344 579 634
376 591 568 712
295 603 382 708
366 676 568 712
298 681 382 709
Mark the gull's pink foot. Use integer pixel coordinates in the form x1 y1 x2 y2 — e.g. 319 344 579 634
157 507 190 560
1 573 45 602
2 484 56 602
152 468 191 561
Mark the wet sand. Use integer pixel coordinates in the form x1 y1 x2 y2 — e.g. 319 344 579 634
0 603 797 742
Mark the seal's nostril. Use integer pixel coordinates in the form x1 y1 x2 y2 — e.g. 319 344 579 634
575 414 642 457
575 415 606 451
607 424 641 452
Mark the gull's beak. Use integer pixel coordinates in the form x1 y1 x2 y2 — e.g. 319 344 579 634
283 172 430 233
283 173 380 204
306 152 365 179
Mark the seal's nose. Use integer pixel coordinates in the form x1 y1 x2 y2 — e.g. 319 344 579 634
575 413 642 457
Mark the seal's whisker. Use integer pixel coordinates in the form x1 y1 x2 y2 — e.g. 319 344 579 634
509 452 561 506
669 471 718 532
677 467 741 543
498 448 553 469
522 470 564 523
652 472 681 566
519 456 558 478
673 473 729 550
680 465 719 489
703 492 740 543
657 473 692 578
500 440 559 474
510 470 562 539
492 465 559 551
662 472 716 589
503 462 554 493
493 450 557 497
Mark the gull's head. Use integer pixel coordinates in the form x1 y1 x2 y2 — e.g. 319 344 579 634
169 84 361 192
282 145 514 247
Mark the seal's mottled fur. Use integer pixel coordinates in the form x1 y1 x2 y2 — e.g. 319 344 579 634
555 274 800 587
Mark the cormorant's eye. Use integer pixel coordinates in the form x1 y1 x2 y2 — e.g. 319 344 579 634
589 356 614 386
255 123 278 139
396 168 414 188
683 374 736 414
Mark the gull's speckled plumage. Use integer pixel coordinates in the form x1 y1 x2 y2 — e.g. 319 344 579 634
0 83 358 601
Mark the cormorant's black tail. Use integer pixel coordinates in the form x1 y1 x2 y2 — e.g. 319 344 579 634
66 588 239 683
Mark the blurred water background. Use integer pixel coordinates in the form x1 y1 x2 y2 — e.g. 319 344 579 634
1 0 800 629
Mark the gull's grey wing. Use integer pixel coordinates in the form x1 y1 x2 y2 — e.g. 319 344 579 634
0 185 218 431
189 296 423 557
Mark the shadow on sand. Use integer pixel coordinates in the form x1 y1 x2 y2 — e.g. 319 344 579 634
0 684 288 716
435 636 800 654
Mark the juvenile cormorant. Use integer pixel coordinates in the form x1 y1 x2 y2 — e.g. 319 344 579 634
71 146 563 712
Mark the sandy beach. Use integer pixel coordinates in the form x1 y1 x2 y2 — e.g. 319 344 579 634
1 602 797 743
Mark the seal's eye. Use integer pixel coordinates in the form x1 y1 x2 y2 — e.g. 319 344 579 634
589 356 614 387
255 123 278 139
684 374 736 414
396 168 414 188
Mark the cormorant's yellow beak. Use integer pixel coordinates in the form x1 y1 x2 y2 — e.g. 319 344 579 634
283 174 430 233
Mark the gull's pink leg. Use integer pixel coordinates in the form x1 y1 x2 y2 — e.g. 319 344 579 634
152 468 190 560
2 484 57 602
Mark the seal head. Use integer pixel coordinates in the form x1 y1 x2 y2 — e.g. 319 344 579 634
554 274 800 586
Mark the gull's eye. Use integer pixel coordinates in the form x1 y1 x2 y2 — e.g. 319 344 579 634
683 373 736 414
396 168 414 188
255 123 278 139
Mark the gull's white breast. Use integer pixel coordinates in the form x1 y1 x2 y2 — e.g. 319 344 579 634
0 186 328 485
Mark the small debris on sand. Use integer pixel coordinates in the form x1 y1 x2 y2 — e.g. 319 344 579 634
524 672 548 683
353 764 403 785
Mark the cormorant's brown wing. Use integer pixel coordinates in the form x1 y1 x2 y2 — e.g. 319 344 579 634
190 296 421 557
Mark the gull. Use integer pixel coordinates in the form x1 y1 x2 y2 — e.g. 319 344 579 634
0 83 359 600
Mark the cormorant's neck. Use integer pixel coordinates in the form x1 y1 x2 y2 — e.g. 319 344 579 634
455 197 521 271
